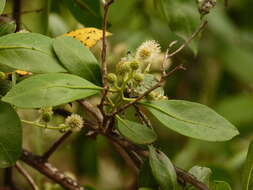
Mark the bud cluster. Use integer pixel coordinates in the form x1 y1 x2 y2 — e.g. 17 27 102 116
197 0 216 16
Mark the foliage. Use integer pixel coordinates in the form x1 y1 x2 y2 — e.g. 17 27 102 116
0 0 252 190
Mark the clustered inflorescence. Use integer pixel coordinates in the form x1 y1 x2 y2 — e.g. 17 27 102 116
107 40 169 103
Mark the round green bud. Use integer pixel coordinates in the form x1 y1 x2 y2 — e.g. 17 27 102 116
116 61 131 75
107 73 117 83
130 61 139 70
42 112 52 123
40 107 53 123
147 91 157 100
0 72 7 80
133 73 144 82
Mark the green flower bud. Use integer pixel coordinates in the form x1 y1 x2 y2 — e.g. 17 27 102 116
65 114 84 132
41 107 53 123
0 72 7 80
42 112 52 123
130 61 139 70
133 73 144 82
107 73 117 83
147 91 157 100
116 61 131 75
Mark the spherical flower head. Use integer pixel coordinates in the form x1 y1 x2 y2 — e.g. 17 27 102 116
107 73 117 83
116 60 131 75
65 114 84 132
130 60 140 70
135 40 161 62
40 107 53 123
133 73 144 82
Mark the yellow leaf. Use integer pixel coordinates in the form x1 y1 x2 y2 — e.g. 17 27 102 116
63 27 112 48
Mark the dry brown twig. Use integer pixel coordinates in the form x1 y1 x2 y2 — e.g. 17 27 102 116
98 0 115 116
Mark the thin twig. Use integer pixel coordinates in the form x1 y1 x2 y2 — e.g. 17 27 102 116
98 0 114 116
108 138 139 175
106 132 209 190
133 105 153 129
109 65 186 117
167 20 208 58
42 131 72 161
20 149 86 190
175 167 209 190
15 162 39 190
78 100 103 126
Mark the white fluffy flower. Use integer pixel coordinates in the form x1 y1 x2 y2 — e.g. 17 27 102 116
65 114 84 132
135 40 161 62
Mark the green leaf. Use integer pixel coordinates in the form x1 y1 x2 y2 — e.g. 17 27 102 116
0 33 66 73
63 0 102 28
139 188 154 190
0 101 22 168
188 166 212 189
0 22 16 37
53 36 101 85
2 73 101 108
149 146 177 190
116 115 157 145
139 159 158 188
141 100 239 142
242 140 253 190
0 0 6 15
210 181 232 190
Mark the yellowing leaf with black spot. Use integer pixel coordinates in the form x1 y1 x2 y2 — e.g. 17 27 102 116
64 27 112 48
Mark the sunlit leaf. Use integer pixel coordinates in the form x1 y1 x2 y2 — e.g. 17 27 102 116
2 73 101 108
141 100 239 141
0 33 66 73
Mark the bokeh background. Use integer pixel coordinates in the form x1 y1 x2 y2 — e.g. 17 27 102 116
1 0 253 189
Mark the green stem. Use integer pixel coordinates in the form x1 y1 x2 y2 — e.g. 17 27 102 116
21 120 69 130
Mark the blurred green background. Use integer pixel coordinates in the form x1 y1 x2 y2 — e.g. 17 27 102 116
1 0 253 189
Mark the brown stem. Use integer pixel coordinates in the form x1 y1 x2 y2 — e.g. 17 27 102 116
98 0 114 116
15 162 39 190
167 20 208 58
106 132 209 190
78 100 103 127
109 64 186 117
12 0 22 31
108 138 139 175
20 149 86 190
175 167 209 190
3 167 19 190
42 131 72 161
133 105 153 129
